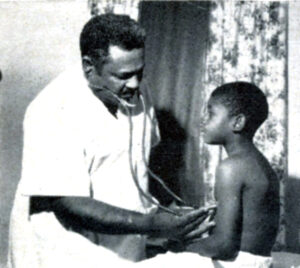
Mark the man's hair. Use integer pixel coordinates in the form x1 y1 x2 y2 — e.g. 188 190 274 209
211 81 268 135
80 14 146 61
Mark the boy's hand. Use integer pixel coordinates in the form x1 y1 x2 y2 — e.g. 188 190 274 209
150 207 210 240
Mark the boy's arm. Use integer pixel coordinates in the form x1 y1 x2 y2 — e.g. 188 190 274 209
185 160 243 260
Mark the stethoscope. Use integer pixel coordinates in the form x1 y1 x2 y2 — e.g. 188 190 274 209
89 83 186 215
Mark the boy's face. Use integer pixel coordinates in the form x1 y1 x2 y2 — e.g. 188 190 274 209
203 97 232 145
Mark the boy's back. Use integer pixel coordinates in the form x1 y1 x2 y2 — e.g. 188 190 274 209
218 147 279 256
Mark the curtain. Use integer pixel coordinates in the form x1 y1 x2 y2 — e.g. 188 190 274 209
88 0 140 20
202 1 288 250
139 1 210 206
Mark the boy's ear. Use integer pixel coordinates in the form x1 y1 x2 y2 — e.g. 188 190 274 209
231 113 246 132
82 56 95 78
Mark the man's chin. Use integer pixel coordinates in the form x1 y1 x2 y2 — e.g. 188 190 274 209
121 93 139 103
122 96 134 102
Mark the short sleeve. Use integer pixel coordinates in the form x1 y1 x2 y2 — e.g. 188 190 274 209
20 104 91 197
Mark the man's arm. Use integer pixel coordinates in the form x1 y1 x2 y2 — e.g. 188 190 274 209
32 196 210 240
184 159 244 260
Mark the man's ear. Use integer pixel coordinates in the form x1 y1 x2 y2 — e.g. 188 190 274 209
82 56 95 78
232 114 246 132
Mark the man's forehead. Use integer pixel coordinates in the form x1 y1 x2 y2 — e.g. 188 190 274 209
108 45 144 61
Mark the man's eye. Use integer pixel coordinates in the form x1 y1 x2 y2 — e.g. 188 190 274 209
137 70 143 80
114 70 143 80
115 74 131 80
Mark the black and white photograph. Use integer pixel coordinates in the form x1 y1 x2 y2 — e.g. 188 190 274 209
0 1 300 267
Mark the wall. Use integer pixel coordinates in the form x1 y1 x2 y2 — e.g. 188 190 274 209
0 1 90 265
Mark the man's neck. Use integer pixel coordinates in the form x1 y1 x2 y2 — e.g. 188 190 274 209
91 88 119 117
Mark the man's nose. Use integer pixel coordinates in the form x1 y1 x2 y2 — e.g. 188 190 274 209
126 75 140 89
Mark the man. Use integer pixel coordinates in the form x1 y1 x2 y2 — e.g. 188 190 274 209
8 14 212 268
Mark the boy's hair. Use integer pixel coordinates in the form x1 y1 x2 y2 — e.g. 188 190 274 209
211 81 268 135
80 14 146 61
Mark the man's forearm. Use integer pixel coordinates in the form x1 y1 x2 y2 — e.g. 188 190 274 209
34 196 210 241
51 196 154 235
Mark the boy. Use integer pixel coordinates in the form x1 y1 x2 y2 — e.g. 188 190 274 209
187 81 279 266
137 82 279 267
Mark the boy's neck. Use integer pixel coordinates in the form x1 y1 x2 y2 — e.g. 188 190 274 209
224 136 255 157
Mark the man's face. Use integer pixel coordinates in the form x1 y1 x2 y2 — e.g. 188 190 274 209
88 45 144 102
203 97 232 145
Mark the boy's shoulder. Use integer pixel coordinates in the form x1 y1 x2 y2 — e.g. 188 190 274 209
215 157 243 189
214 156 248 203
216 153 256 185
217 154 249 174
217 150 275 186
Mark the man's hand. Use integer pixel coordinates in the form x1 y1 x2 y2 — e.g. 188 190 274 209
183 218 216 242
183 205 216 241
149 207 210 240
165 212 216 253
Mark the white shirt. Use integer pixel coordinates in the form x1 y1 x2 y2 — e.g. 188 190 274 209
8 66 160 268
